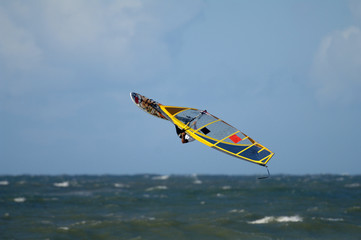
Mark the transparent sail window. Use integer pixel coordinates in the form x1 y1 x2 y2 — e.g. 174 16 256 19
175 110 218 130
199 121 238 140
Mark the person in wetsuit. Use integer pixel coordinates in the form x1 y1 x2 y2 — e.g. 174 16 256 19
175 125 195 144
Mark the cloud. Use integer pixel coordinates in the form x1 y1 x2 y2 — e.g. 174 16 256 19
0 0 204 97
0 0 204 120
312 26 361 104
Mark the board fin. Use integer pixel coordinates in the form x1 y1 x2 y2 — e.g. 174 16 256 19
258 166 270 180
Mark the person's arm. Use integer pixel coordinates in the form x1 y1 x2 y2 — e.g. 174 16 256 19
181 132 188 144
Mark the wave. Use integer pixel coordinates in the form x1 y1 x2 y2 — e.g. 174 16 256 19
344 183 360 188
54 181 69 187
0 180 9 186
13 197 26 203
320 217 344 222
193 179 202 184
114 183 130 188
347 206 361 212
146 186 168 191
58 227 69 231
58 220 102 231
229 209 245 213
152 175 170 180
248 215 303 224
192 174 202 184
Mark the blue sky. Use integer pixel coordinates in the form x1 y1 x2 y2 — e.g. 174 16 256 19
1 0 361 175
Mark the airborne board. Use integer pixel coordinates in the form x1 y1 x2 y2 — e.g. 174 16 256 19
130 92 274 167
130 92 168 120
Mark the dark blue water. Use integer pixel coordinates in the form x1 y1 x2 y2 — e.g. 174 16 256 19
1 175 360 239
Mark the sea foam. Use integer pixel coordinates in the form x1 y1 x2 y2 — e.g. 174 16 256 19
248 215 303 224
0 180 9 186
192 174 202 184
320 217 344 222
229 209 245 213
54 181 69 187
146 186 168 191
152 175 169 180
345 183 360 188
114 183 130 188
14 197 26 203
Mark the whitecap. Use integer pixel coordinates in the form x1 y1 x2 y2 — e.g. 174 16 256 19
152 175 170 180
146 186 168 191
222 186 231 190
216 193 224 197
58 227 69 231
346 206 361 213
114 183 130 188
320 217 343 222
73 220 87 226
248 216 274 224
54 181 69 188
193 180 202 184
14 197 26 203
345 183 360 188
229 209 245 213
192 174 202 184
248 215 302 224
0 181 9 186
276 216 303 223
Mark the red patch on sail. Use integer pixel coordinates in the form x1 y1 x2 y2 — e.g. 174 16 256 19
229 134 242 143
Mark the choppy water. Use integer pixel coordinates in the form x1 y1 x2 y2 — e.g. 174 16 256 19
1 175 360 239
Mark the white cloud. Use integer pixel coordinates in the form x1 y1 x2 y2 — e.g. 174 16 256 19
41 1 143 57
0 0 204 124
312 26 361 104
0 0 204 99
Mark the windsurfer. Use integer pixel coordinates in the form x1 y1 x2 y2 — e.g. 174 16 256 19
175 125 194 144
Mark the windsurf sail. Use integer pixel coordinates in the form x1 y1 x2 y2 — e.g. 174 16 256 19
159 105 274 166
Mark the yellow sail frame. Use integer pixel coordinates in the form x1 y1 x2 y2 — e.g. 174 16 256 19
160 105 274 166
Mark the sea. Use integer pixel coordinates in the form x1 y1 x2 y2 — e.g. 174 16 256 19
0 175 360 240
